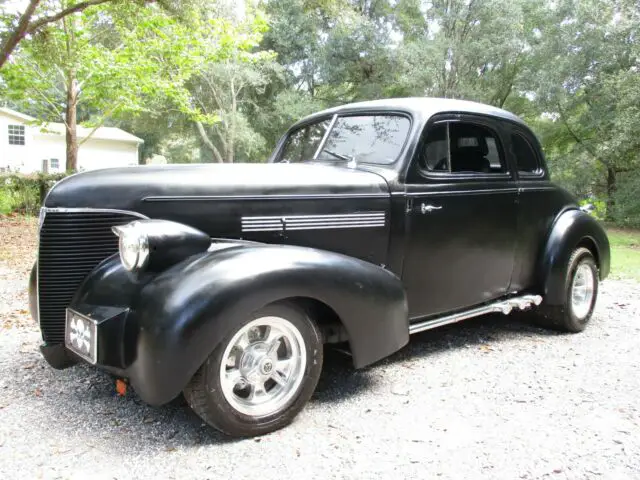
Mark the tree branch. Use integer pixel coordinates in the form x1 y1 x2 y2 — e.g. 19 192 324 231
556 102 609 167
25 0 115 34
0 0 41 69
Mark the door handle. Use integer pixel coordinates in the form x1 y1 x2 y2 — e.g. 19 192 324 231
420 203 442 214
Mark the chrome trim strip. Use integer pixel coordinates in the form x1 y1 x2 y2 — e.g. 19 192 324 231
409 294 543 335
143 193 389 202
41 207 149 218
403 188 519 197
241 212 386 232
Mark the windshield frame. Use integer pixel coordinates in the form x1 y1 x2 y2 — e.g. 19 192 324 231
272 110 414 167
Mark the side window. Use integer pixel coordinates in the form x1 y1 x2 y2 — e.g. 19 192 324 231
278 119 330 163
511 133 541 174
417 121 506 175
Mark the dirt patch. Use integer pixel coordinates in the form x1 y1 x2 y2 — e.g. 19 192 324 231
0 215 38 277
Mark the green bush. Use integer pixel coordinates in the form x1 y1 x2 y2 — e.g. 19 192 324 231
611 173 640 228
0 173 68 216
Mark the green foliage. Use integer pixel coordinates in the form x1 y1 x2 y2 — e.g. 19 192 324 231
0 173 67 215
607 228 640 281
2 0 639 226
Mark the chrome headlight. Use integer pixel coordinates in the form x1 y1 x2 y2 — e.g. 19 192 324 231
112 221 149 271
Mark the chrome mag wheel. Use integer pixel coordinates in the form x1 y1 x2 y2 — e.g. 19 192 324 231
219 316 307 417
570 262 596 320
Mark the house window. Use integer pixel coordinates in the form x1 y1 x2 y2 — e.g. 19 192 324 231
8 125 25 145
50 158 59 169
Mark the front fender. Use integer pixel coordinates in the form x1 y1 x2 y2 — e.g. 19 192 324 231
538 209 610 305
72 243 408 405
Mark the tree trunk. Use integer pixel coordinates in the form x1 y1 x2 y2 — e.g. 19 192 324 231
65 71 79 172
195 121 224 163
605 166 617 221
227 79 236 163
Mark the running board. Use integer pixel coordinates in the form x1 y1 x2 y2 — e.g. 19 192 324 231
408 294 543 335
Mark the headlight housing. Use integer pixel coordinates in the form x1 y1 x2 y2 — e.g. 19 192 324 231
112 219 211 273
112 221 150 271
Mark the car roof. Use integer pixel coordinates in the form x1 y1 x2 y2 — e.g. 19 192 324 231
293 97 527 128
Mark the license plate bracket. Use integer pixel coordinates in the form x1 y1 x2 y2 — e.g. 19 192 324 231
65 309 98 364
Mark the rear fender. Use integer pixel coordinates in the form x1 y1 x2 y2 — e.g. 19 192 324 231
538 209 610 305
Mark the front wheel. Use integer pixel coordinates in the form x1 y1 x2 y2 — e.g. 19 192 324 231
184 302 323 437
536 247 599 332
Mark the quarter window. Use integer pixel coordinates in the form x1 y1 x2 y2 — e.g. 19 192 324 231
511 133 540 174
417 122 506 174
8 125 25 145
279 119 331 163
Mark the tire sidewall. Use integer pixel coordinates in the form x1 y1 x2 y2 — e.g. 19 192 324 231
198 303 323 436
564 248 599 331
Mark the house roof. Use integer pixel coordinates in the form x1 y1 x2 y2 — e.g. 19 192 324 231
0 107 144 144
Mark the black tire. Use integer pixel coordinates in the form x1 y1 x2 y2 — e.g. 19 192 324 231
535 247 599 333
183 302 323 437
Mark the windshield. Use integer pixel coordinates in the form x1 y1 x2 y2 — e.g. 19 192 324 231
277 114 410 165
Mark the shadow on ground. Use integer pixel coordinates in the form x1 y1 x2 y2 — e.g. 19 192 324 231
32 311 562 450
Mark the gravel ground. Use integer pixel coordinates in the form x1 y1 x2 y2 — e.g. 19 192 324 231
1 243 639 479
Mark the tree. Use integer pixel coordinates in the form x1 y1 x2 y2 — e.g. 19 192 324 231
528 0 640 219
1 2 214 170
392 0 537 106
0 0 127 69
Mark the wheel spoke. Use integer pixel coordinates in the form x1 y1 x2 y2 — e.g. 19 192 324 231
265 325 283 345
271 371 287 386
268 338 281 356
248 381 267 402
234 332 251 352
225 368 243 388
276 357 292 374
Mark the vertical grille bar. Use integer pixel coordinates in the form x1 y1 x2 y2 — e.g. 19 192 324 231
37 210 142 344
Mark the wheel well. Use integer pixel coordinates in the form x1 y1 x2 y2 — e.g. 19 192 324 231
576 237 600 271
276 297 350 345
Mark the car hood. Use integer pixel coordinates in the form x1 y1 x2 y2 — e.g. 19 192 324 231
44 163 391 210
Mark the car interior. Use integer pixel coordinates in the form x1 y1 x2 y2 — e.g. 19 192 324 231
418 122 505 174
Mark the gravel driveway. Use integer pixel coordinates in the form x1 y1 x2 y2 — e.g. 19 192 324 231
1 258 639 480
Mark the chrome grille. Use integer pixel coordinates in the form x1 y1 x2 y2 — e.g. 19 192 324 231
37 210 142 344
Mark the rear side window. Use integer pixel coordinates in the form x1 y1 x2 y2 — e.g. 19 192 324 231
416 121 507 174
511 133 541 174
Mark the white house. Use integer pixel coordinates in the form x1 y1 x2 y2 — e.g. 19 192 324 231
0 107 143 173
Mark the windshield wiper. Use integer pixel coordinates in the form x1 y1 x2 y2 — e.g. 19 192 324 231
322 149 352 162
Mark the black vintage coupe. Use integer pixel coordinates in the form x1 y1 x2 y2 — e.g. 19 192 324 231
29 98 610 437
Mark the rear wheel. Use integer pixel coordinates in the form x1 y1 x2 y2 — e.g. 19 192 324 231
536 247 599 332
184 302 323 437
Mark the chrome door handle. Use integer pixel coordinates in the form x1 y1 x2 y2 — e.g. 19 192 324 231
420 203 442 214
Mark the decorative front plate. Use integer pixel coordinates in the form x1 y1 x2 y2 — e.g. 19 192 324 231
65 309 98 364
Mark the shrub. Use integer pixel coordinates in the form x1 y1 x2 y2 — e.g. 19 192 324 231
0 173 68 216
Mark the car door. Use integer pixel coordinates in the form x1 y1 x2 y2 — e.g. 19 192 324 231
401 114 518 319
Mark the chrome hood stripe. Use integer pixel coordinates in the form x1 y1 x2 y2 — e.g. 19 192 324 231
241 212 386 232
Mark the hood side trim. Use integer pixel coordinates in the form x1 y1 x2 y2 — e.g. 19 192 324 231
42 207 149 218
143 193 390 202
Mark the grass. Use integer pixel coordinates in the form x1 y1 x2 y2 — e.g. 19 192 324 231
607 227 640 281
